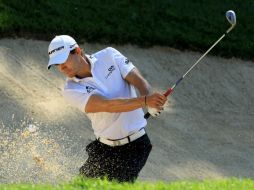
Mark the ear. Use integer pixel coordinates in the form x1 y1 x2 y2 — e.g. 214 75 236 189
76 47 81 55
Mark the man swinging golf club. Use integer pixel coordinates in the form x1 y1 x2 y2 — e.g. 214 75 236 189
47 9 236 182
47 35 167 182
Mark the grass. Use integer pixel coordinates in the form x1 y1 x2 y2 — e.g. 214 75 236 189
1 178 254 190
0 0 253 60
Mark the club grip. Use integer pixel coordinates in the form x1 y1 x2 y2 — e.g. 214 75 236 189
144 88 174 120
164 88 174 97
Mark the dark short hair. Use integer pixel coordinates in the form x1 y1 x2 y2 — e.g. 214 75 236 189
70 49 76 54
70 48 84 57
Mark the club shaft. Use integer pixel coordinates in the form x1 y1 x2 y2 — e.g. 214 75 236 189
182 34 226 79
144 25 235 119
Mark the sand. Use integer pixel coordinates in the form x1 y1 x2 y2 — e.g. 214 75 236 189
0 38 254 183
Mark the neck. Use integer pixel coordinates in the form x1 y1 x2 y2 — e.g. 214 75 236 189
76 56 92 78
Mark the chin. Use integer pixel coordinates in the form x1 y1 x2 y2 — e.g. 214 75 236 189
66 72 75 78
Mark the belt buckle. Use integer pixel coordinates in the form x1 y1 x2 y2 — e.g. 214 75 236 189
113 140 121 146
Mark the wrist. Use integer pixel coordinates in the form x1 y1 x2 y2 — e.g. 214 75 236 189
140 96 147 108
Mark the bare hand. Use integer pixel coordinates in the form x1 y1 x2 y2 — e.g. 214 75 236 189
146 92 167 110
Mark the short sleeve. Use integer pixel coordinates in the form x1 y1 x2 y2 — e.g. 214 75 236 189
63 88 97 113
107 47 135 78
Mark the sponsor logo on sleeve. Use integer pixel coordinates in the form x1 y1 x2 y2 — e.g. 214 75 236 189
125 58 130 64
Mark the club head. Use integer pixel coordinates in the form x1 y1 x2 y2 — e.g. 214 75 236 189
226 10 236 26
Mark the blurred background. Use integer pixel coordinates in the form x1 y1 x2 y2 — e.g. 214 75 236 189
0 0 253 60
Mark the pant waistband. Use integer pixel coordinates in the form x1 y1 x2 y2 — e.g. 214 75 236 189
97 128 146 147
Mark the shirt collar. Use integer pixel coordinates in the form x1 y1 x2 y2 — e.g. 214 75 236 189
69 54 97 83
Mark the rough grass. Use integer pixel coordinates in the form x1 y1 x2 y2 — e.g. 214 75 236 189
1 178 254 190
0 0 253 60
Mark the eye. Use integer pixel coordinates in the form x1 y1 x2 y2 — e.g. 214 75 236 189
56 64 61 69
56 64 65 70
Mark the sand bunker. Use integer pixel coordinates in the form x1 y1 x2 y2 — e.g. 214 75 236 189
0 38 254 183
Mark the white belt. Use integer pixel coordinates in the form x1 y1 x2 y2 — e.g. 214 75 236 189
97 128 146 147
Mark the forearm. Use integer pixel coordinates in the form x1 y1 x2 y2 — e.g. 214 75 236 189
85 95 146 113
86 92 166 113
104 97 146 112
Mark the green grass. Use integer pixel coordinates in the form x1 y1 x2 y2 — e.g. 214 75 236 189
1 178 254 190
0 0 253 60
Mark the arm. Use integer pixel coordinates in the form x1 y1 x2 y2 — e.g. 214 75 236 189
125 67 168 117
85 68 166 113
85 93 165 113
85 95 145 113
124 68 168 109
124 67 152 96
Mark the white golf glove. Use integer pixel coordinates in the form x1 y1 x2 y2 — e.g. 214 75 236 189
147 107 162 117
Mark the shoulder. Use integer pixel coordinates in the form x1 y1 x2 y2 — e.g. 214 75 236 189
64 79 84 92
92 47 121 59
63 79 95 95
61 79 97 112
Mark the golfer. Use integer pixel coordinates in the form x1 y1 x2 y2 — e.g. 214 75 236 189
47 35 167 182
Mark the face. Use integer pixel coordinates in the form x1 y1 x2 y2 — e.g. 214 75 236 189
57 53 81 78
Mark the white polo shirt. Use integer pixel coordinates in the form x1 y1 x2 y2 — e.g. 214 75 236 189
62 47 147 139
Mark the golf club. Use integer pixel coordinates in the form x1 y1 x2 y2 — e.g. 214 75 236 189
145 10 236 119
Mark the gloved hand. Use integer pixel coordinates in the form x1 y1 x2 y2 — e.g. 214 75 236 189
147 107 162 117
